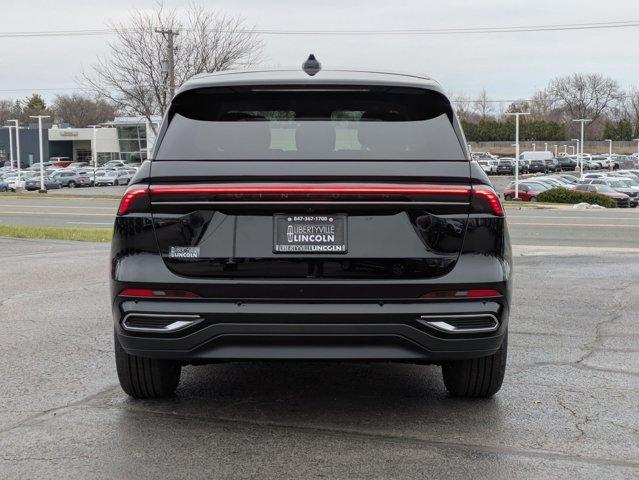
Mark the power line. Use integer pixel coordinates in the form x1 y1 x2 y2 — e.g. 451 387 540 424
1 20 639 38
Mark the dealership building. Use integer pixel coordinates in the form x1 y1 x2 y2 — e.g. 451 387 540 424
0 116 160 167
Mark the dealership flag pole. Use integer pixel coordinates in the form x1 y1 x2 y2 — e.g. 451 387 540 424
30 115 50 193
505 111 530 199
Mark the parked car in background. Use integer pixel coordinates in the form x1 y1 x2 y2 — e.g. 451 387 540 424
51 170 91 188
5 173 29 191
558 157 577 171
503 181 549 201
94 169 129 186
50 157 72 168
28 162 54 171
575 184 630 207
583 178 639 206
476 160 492 174
105 160 126 168
24 176 62 191
496 159 514 175
537 176 574 189
519 151 554 162
555 173 579 185
544 158 559 172
528 160 547 173
68 161 90 169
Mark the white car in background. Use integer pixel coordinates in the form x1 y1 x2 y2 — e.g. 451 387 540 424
476 160 492 174
94 169 130 186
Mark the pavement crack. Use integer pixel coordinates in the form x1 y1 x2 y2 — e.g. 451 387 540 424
0 385 120 438
556 396 592 441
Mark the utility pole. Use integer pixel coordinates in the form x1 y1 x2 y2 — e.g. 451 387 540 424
155 28 179 101
572 119 591 179
4 125 14 170
505 111 530 199
30 115 50 193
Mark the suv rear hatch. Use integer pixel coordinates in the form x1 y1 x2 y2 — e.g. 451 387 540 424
140 85 499 295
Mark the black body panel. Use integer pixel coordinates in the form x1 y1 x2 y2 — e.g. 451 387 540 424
110 73 511 363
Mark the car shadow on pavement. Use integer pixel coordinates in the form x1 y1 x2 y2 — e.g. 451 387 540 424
114 362 505 434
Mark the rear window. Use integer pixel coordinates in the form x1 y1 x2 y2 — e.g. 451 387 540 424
155 86 465 161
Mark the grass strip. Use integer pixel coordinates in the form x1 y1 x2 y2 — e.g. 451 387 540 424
0 224 112 242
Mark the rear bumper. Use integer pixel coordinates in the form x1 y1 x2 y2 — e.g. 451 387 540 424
114 299 508 362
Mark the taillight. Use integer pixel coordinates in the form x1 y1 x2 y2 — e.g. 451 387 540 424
118 185 150 215
421 289 501 299
119 289 200 298
148 183 472 202
471 185 504 216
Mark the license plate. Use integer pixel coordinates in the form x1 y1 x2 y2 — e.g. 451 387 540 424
273 214 347 254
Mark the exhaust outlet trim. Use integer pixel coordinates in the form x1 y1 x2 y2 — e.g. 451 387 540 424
122 313 203 333
418 313 499 334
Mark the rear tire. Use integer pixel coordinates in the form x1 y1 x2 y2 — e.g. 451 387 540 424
441 334 507 398
68 181 76 188
114 333 181 399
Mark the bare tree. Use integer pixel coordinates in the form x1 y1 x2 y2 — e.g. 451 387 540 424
52 94 116 127
620 86 639 136
451 94 475 122
547 73 621 127
473 89 493 119
83 3 262 131
0 100 14 126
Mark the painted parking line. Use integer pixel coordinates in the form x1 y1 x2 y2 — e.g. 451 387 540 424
508 222 639 228
0 211 113 217
0 203 115 210
66 222 113 226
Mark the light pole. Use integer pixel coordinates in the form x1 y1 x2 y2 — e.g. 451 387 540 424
571 138 580 171
572 119 591 179
88 124 101 186
30 115 50 193
4 125 14 170
563 145 568 155
544 142 548 152
505 111 530 199
554 144 558 157
605 139 613 171
569 145 575 155
8 119 21 180
532 142 536 152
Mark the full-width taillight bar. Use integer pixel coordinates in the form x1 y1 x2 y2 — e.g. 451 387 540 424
117 183 504 216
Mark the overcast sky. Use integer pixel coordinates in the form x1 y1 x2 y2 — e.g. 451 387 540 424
2 0 638 104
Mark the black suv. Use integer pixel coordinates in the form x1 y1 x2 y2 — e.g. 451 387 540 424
111 66 511 399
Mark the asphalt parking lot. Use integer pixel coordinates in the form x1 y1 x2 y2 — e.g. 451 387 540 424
0 217 638 478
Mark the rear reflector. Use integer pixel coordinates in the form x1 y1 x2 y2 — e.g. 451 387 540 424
119 289 200 298
421 289 501 299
